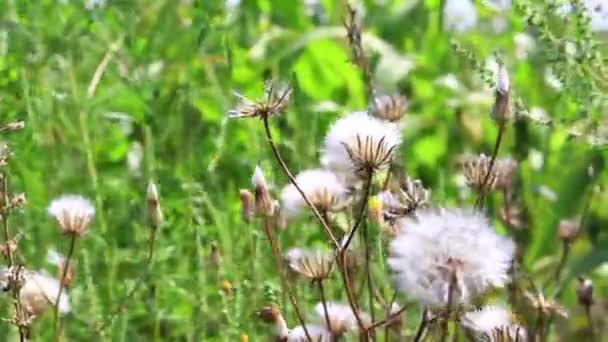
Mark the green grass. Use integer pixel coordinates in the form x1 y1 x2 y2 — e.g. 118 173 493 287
0 0 607 341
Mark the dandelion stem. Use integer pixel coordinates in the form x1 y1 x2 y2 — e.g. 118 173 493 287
317 281 332 333
475 123 505 209
343 170 373 251
54 233 77 339
439 271 458 342
413 309 429 342
262 117 339 249
261 217 312 342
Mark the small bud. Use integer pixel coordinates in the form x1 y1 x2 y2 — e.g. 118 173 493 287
0 121 25 132
239 189 254 223
576 277 593 307
146 182 163 229
252 166 274 217
491 64 511 124
373 95 408 122
557 218 579 243
208 241 223 267
367 196 383 224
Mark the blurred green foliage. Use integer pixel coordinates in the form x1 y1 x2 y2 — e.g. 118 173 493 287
0 0 607 340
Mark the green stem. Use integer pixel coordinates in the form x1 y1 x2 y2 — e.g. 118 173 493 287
54 234 78 340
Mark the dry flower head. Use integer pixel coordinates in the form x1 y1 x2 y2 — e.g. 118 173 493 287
373 95 408 122
462 154 499 192
228 80 292 119
47 195 95 237
287 249 334 281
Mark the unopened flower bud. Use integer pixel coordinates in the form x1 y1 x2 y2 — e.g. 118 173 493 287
576 277 593 307
557 218 579 243
491 64 511 124
146 182 163 229
239 189 254 223
252 166 274 217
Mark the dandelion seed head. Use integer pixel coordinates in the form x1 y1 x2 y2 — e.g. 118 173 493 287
288 324 331 342
20 271 70 317
314 302 371 336
280 169 350 218
388 208 515 307
443 0 478 33
287 248 333 281
462 305 525 342
48 195 95 237
322 112 401 182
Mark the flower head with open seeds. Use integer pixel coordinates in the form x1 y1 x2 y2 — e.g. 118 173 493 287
462 154 499 192
19 270 70 317
287 249 334 282
388 208 515 307
228 80 292 119
322 111 401 182
372 94 408 122
288 325 331 342
314 302 371 337
280 169 350 218
461 305 526 342
48 195 95 237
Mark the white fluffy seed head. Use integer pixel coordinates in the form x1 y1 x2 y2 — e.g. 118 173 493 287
20 271 70 317
443 0 478 33
321 111 401 183
288 325 332 342
280 169 350 218
388 208 515 307
48 195 95 236
462 305 526 341
314 302 371 336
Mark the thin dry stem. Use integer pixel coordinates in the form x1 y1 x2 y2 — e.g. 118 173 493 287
342 171 373 251
317 281 332 334
413 309 429 342
475 123 505 208
54 234 77 339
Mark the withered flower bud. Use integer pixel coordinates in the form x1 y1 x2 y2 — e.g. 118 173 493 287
576 277 593 307
252 166 275 217
557 218 579 243
491 64 511 124
258 305 289 339
239 189 254 223
400 176 431 212
462 154 498 192
146 182 163 229
373 95 408 122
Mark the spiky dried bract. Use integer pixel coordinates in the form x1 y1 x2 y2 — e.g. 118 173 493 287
388 208 515 307
146 182 163 229
523 291 568 318
461 305 526 342
280 169 350 218
20 271 70 317
373 95 408 122
288 325 331 342
287 249 333 281
48 195 95 237
462 154 499 192
228 80 292 119
495 158 518 190
322 112 401 181
314 302 371 336
400 176 431 212
252 165 275 216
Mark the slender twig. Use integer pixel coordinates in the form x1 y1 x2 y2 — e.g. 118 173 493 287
413 309 429 342
54 234 77 340
366 305 407 332
262 117 339 249
439 272 458 342
317 281 332 333
363 221 375 326
475 123 505 209
261 217 311 342
584 304 595 340
543 241 570 290
342 171 373 251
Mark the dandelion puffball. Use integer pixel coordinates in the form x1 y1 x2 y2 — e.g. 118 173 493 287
48 195 95 236
280 169 349 218
321 111 401 182
388 208 515 307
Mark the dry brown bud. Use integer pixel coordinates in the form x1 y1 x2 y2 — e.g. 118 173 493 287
146 182 163 229
491 64 511 124
257 305 282 324
462 154 498 192
576 277 593 307
239 189 254 223
557 218 579 243
252 166 275 217
373 95 408 122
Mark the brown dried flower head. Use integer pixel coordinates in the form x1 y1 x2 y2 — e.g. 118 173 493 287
557 218 579 242
399 176 431 212
47 195 95 237
343 135 398 175
239 189 255 223
257 305 283 324
146 182 163 229
576 277 593 307
373 95 408 122
252 166 275 217
228 80 291 119
287 249 334 282
462 154 499 192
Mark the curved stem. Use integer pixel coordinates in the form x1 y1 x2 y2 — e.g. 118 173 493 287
262 117 339 249
413 309 429 342
262 217 311 342
54 234 77 339
475 123 505 209
342 170 373 251
318 281 332 333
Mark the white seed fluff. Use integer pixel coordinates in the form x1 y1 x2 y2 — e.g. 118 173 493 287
462 305 526 341
21 271 70 316
280 169 349 217
47 195 95 235
388 208 515 307
314 302 371 335
288 324 331 342
321 111 401 183
443 0 478 33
